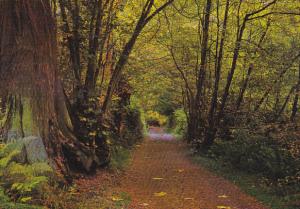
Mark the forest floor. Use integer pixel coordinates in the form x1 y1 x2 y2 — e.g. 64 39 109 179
74 128 269 209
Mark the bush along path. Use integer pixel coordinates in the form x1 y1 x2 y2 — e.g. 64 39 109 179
75 128 269 209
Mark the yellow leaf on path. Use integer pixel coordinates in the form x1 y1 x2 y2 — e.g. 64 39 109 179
218 195 229 198
152 177 163 180
177 169 184 173
184 197 194 200
154 192 167 197
217 206 231 209
111 196 123 202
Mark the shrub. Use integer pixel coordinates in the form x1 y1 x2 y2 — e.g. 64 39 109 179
122 105 144 146
209 129 300 180
110 96 145 147
145 111 168 127
129 96 147 134
172 109 187 136
110 146 131 170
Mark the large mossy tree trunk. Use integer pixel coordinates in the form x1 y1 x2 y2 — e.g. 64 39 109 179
0 0 108 177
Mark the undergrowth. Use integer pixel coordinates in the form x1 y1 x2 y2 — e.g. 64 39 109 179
0 142 71 209
171 108 187 137
193 128 300 209
192 155 288 209
0 187 41 209
110 146 132 171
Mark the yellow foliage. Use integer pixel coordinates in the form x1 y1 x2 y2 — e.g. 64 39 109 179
145 111 168 126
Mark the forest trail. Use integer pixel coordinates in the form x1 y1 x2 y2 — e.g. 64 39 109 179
76 128 269 209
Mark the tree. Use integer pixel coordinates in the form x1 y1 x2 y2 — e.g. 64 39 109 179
158 0 300 148
56 0 175 162
0 0 69 174
0 0 109 176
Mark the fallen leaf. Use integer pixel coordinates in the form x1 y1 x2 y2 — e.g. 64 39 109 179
111 196 124 202
217 206 231 209
20 197 32 203
80 117 87 122
154 192 167 197
140 203 149 206
218 195 229 198
152 177 163 180
177 169 184 173
89 131 97 137
184 197 194 200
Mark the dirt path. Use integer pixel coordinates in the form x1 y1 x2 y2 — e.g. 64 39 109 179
76 128 269 209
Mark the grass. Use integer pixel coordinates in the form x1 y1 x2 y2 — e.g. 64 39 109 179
191 154 296 209
110 146 132 171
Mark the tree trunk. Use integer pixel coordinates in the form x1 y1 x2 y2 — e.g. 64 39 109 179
276 85 295 120
236 20 270 110
195 0 212 108
204 0 229 147
0 0 108 177
291 63 300 121
0 0 69 174
236 64 254 110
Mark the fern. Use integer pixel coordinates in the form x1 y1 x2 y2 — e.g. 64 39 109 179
0 143 54 205
11 176 48 194
0 150 21 169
